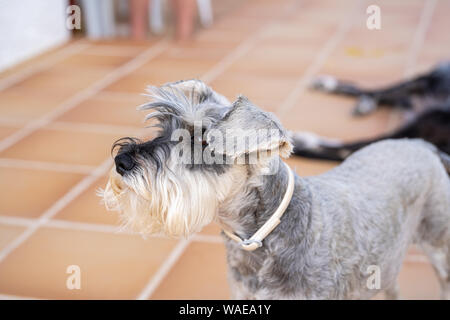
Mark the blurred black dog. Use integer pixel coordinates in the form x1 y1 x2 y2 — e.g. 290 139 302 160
292 62 450 161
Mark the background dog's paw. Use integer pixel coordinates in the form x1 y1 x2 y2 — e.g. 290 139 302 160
310 75 338 92
352 95 377 116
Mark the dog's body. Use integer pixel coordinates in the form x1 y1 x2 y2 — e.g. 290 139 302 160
226 139 450 299
102 80 450 300
293 62 450 161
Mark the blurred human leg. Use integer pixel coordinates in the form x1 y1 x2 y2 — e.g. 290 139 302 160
130 0 149 39
171 0 196 41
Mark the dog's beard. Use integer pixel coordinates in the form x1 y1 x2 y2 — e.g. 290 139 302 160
101 163 230 237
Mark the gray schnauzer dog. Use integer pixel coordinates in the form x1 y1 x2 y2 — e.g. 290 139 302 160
101 79 450 299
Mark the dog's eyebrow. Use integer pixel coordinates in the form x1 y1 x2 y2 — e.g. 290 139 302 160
111 137 141 156
140 86 192 114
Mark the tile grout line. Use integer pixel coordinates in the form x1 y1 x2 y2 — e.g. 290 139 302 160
0 40 90 92
0 214 223 243
0 216 35 227
0 158 96 175
136 0 307 300
0 39 169 153
70 45 155 57
276 0 362 118
136 239 191 300
44 216 222 243
192 234 224 244
199 30 265 84
0 117 145 136
386 0 437 130
201 0 303 84
404 0 437 78
45 121 145 136
43 219 225 244
94 90 146 101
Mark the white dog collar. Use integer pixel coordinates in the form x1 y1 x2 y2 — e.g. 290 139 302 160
222 161 295 251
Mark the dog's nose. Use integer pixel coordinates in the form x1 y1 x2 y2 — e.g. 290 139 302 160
115 153 135 176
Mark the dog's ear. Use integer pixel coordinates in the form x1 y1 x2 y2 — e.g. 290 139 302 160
206 96 292 159
161 79 230 105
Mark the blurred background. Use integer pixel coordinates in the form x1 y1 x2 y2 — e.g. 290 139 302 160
0 0 448 299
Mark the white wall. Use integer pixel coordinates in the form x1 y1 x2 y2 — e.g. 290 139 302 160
0 0 70 72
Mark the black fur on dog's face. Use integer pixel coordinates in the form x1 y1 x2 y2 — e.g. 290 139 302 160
111 81 231 179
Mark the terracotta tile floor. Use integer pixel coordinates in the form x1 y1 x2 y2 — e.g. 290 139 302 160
0 0 448 300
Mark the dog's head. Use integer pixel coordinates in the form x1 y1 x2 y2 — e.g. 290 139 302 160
101 80 292 237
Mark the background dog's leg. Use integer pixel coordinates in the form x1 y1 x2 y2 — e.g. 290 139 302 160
290 131 374 161
290 122 414 161
354 76 430 116
310 75 364 96
291 107 450 161
311 75 430 116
